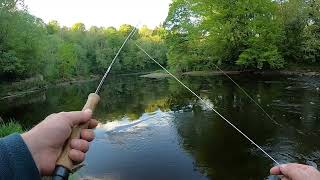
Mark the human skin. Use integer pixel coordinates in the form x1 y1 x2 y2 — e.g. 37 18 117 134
21 109 98 176
270 163 320 180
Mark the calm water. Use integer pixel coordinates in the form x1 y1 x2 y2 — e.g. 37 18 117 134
1 74 320 179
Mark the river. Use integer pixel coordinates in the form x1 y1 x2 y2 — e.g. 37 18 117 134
1 74 320 179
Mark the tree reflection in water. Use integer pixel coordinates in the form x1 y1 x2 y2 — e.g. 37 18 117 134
1 75 320 179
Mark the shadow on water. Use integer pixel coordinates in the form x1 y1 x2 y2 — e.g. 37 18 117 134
1 75 320 179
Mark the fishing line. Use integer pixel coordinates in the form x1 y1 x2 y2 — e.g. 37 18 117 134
95 26 139 94
212 64 282 127
135 43 280 165
212 65 320 137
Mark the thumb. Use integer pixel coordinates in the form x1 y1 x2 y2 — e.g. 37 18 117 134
62 109 93 126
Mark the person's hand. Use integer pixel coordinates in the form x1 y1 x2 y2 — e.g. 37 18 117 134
270 163 320 180
21 110 98 176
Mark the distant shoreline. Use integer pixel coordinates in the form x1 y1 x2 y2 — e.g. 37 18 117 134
140 70 320 79
0 72 150 100
1 70 319 100
0 76 100 100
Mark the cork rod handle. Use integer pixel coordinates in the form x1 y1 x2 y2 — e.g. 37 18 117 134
55 93 100 171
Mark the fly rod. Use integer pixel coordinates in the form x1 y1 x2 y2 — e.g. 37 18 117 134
52 26 138 180
135 43 280 166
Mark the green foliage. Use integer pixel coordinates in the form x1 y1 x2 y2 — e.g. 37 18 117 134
300 0 320 63
301 24 320 63
165 0 320 71
0 1 167 82
119 24 134 34
47 20 60 34
278 0 308 61
0 121 23 138
1 0 320 82
0 0 47 79
237 44 284 69
0 51 22 74
71 22 86 32
57 43 77 78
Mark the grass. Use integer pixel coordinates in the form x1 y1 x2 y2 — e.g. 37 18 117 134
0 121 24 138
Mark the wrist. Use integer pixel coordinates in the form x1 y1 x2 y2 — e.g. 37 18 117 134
21 131 42 174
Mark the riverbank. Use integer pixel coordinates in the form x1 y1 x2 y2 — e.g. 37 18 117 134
2 69 320 99
54 75 100 87
0 75 100 100
0 71 155 100
141 70 320 79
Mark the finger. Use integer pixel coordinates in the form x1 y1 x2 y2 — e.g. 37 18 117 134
302 165 317 171
70 139 89 153
81 129 95 142
69 149 86 163
280 164 304 177
59 110 92 126
270 166 281 175
88 119 99 129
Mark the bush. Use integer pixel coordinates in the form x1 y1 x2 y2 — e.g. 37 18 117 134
0 121 24 138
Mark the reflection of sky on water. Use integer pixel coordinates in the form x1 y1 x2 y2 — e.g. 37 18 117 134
79 110 208 180
97 110 171 133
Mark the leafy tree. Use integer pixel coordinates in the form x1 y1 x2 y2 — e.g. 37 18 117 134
71 22 86 32
0 0 169 81
57 43 76 78
119 24 134 34
0 1 47 79
300 0 320 63
139 25 153 38
165 0 285 70
4 0 320 84
47 20 60 35
0 0 24 11
43 34 63 79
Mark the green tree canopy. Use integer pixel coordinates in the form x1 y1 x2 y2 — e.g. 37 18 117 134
47 20 60 34
71 22 86 32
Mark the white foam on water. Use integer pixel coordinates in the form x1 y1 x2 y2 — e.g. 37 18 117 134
97 110 173 134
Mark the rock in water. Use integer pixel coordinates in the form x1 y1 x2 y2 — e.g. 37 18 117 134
316 87 319 91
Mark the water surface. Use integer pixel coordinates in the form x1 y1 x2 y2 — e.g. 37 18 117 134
1 74 320 179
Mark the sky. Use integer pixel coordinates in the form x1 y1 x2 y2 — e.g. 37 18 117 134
24 0 172 29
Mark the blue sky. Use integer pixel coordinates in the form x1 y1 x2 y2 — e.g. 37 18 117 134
24 0 172 28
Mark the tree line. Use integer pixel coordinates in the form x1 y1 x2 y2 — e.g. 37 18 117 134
164 0 320 72
1 0 320 82
0 0 167 81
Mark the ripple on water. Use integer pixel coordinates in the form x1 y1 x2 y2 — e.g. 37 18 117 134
96 110 174 150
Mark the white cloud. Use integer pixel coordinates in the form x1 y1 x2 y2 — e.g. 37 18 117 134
24 0 171 28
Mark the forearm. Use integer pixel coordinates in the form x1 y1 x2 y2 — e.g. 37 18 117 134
0 133 41 180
